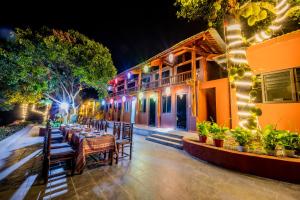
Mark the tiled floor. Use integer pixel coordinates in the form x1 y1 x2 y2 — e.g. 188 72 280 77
1 126 300 200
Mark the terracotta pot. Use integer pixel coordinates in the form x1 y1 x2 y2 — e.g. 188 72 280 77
199 135 207 143
213 139 224 147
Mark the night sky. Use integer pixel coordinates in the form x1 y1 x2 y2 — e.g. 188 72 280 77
0 0 207 73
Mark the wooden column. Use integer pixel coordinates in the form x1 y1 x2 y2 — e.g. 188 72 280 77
159 60 162 86
191 48 197 117
200 57 208 82
138 70 142 90
157 90 161 127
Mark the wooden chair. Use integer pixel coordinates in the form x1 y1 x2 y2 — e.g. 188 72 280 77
43 128 76 184
115 123 133 164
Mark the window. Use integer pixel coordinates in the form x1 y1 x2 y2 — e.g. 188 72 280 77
125 101 130 112
207 61 227 81
162 96 171 113
140 98 146 112
162 70 170 78
263 70 295 102
254 75 262 103
295 68 300 100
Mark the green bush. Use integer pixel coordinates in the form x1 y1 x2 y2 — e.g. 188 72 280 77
197 121 211 136
210 122 228 140
278 131 299 150
261 125 283 150
231 127 253 146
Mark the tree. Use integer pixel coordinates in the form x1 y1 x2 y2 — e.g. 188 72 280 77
0 28 116 119
175 0 300 130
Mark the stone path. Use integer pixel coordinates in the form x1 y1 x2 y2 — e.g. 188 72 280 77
1 126 300 200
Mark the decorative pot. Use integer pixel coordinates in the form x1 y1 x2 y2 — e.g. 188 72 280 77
213 139 224 147
199 135 207 143
237 146 245 152
284 149 295 157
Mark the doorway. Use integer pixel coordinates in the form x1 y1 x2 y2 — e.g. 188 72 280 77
149 98 156 126
131 99 136 123
206 88 217 122
176 94 187 129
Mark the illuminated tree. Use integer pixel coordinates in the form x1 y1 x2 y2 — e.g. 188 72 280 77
175 0 300 130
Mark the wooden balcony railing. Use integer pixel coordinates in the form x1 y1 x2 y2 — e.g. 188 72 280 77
109 71 192 96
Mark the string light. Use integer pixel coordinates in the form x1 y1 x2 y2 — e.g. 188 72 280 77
276 4 289 15
269 25 282 31
255 34 263 42
238 111 252 117
234 81 252 87
260 31 271 39
229 49 246 55
228 40 243 48
244 71 253 76
227 24 241 31
275 0 287 9
237 101 255 107
230 57 248 64
227 35 243 40
21 104 28 121
236 93 251 100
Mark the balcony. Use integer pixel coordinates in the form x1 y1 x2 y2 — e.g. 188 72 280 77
109 71 192 97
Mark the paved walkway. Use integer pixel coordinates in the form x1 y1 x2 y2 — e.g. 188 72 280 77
0 126 300 200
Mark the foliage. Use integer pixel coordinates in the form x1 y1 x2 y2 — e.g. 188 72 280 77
209 122 229 140
261 125 282 150
231 127 253 146
0 27 116 112
0 121 30 141
278 131 299 150
197 121 211 136
175 0 300 37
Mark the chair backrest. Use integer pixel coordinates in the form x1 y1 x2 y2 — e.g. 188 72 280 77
122 123 133 141
99 120 104 130
104 120 108 132
113 122 121 139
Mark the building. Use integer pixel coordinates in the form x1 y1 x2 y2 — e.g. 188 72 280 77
104 28 300 132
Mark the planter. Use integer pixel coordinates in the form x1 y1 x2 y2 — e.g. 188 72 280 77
198 135 207 143
213 139 224 147
265 149 275 156
284 149 295 157
237 146 246 152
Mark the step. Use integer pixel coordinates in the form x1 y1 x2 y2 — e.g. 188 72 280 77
146 137 183 150
48 174 66 182
153 132 183 139
150 134 182 144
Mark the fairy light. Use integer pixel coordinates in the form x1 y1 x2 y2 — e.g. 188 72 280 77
216 58 227 64
260 31 271 39
230 57 248 64
275 0 287 9
21 104 28 121
229 49 246 55
236 93 251 100
234 81 252 87
244 71 253 76
228 40 243 48
238 111 252 117
255 34 263 42
274 14 287 23
276 3 289 15
227 24 241 31
269 25 282 31
237 101 255 107
227 35 243 40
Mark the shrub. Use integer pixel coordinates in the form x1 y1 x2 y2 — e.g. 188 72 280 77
261 125 282 150
210 122 228 140
197 121 211 136
231 127 253 146
278 131 299 150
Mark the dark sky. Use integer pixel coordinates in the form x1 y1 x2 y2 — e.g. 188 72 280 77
0 0 207 73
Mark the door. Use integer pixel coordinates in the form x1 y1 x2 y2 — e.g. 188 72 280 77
176 94 187 129
149 98 156 126
206 88 217 122
117 102 122 121
131 99 136 123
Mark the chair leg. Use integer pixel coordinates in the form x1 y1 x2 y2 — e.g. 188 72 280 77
71 158 75 176
122 145 124 156
130 142 132 160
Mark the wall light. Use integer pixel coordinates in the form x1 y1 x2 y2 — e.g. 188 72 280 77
127 72 131 79
143 65 149 73
122 96 126 102
138 92 144 100
165 87 171 96
168 53 174 63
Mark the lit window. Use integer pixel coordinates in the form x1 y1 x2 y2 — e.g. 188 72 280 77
295 68 300 100
162 96 171 113
140 98 146 113
263 70 295 102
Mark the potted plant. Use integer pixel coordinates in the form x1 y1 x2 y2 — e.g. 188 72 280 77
231 127 252 152
210 123 228 147
197 121 211 143
262 125 281 156
279 131 299 157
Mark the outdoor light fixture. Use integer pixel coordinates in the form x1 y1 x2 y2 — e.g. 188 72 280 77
150 93 157 101
60 102 69 111
138 92 144 100
21 104 28 121
143 65 149 73
168 53 174 63
165 87 171 96
110 98 114 104
127 72 131 79
115 78 118 85
122 96 126 102
101 100 106 106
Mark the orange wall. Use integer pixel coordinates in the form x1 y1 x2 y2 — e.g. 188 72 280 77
247 30 300 73
231 30 300 131
199 78 231 127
